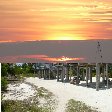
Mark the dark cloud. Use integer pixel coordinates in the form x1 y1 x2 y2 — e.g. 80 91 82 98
0 40 112 63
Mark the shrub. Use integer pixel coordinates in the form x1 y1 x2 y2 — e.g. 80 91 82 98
65 99 98 112
1 77 8 91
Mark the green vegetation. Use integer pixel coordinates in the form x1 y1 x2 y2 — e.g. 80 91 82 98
109 64 112 78
1 63 35 77
1 63 57 112
20 73 35 78
1 64 9 91
1 100 50 112
65 99 98 112
1 77 8 91
1 63 36 92
37 87 53 99
1 85 57 112
68 66 74 80
1 64 8 77
36 87 57 111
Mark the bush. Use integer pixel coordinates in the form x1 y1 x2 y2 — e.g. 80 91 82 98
1 64 8 77
65 99 98 112
109 73 112 78
1 77 8 91
20 73 35 78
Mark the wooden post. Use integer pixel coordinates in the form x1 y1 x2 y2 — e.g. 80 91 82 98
86 66 88 86
96 63 100 91
106 63 109 89
38 70 39 78
61 68 62 82
66 66 69 82
41 69 42 78
89 67 92 83
57 67 59 81
102 65 105 82
63 65 66 82
88 67 90 80
45 69 47 79
49 69 50 80
40 69 42 78
61 66 64 82
34 64 36 74
69 65 72 80
43 69 44 79
76 66 79 84
43 69 46 79
42 69 44 78
39 70 41 78
82 68 85 81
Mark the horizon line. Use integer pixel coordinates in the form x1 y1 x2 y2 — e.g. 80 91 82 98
0 39 112 43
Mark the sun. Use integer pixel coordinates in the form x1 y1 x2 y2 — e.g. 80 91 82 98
55 36 74 40
48 33 86 40
51 36 85 40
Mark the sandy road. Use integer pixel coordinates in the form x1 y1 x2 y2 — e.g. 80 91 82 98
25 77 112 112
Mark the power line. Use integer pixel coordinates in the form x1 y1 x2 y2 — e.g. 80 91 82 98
95 41 103 63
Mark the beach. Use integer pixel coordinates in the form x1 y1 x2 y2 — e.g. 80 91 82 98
4 77 112 112
3 77 112 112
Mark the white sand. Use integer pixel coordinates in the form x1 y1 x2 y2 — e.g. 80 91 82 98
3 83 36 100
25 77 112 112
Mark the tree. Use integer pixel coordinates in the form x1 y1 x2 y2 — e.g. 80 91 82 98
14 65 22 75
22 63 35 74
1 64 9 77
1 64 9 91
1 77 8 91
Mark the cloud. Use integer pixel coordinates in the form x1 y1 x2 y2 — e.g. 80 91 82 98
0 54 84 63
0 0 112 41
91 11 112 15
0 40 112 63
86 19 112 23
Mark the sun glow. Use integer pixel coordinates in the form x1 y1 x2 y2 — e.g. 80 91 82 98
0 55 85 62
53 37 86 40
49 34 86 40
53 36 74 40
56 56 84 62
60 36 85 40
42 56 84 62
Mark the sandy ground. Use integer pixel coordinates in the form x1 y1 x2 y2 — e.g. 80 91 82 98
25 77 112 112
3 77 112 112
3 83 36 100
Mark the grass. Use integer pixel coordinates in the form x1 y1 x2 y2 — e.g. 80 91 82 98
2 100 41 112
37 87 53 99
36 87 57 111
65 99 98 112
2 83 57 112
19 73 36 79
1 100 54 112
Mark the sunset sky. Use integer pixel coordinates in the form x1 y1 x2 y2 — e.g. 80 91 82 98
0 0 112 42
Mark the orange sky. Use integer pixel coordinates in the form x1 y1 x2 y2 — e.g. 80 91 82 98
0 0 112 42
